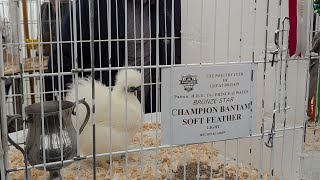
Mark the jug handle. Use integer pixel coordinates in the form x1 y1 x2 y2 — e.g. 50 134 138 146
7 115 25 154
72 98 90 134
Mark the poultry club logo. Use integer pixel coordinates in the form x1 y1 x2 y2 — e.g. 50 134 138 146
179 74 198 92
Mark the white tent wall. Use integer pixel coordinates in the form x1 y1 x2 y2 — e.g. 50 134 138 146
180 0 288 64
181 0 309 179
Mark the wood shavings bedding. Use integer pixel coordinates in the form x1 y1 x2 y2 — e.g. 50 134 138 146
304 126 320 151
8 123 278 180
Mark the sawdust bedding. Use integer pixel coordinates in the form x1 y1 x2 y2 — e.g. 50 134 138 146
8 123 277 180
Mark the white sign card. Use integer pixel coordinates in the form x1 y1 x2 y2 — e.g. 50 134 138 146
161 64 257 145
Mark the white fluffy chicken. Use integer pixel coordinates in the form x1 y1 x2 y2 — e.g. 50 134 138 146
65 69 142 163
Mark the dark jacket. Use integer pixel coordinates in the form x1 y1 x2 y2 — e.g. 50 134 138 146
45 0 181 113
40 1 70 56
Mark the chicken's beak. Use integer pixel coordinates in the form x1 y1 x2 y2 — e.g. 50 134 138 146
127 86 141 92
135 86 141 92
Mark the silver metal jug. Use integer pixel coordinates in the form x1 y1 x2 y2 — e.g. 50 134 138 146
7 98 90 179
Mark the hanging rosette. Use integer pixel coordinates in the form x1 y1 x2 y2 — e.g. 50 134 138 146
289 0 309 58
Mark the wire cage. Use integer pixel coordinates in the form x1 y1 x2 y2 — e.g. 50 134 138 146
0 0 319 179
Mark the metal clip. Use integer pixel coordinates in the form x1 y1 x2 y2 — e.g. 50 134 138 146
265 126 275 148
265 109 278 148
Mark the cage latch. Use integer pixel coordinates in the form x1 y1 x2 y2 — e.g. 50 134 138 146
270 30 280 67
265 122 275 148
265 109 277 148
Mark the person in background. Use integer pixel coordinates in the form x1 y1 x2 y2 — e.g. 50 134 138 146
309 31 320 125
308 15 320 125
44 0 181 114
40 0 70 56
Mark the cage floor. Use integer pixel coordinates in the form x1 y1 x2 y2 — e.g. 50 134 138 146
304 126 320 151
8 123 277 180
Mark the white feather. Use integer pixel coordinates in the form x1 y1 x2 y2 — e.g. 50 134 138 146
65 69 142 162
